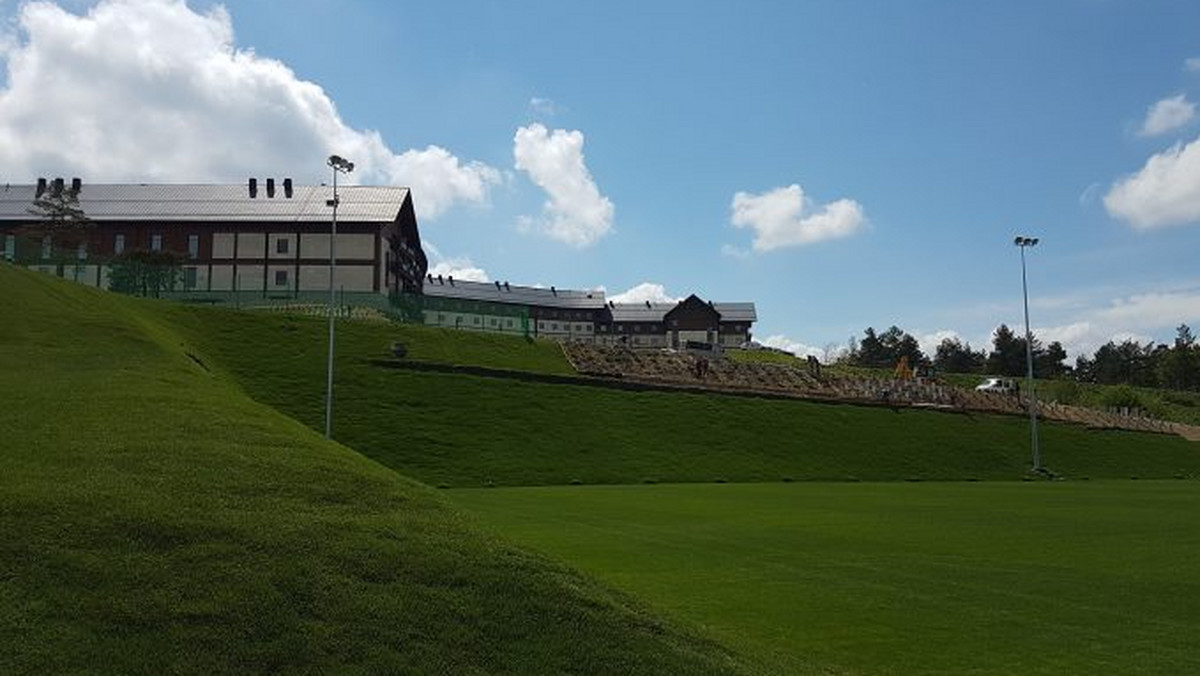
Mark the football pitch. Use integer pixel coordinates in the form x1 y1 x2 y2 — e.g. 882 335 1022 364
452 480 1200 675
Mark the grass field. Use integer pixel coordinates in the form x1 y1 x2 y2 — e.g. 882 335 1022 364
0 266 751 675
452 481 1200 675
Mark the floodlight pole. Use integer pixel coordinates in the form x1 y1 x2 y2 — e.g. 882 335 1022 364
325 155 354 439
1015 236 1040 472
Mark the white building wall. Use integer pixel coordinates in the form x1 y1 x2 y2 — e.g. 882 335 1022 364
296 264 374 292
299 233 375 260
210 265 234 291
237 233 265 259
268 233 297 260
212 233 235 259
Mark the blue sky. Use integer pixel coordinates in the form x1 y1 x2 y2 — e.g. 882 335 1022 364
3 0 1200 358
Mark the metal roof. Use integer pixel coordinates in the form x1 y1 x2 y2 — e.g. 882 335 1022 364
607 301 757 323
608 302 677 322
0 183 411 223
713 302 757 322
422 277 608 310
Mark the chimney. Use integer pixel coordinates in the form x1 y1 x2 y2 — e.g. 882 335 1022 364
248 178 258 198
551 285 557 296
266 178 276 198
494 280 501 290
52 177 64 197
283 178 293 198
36 177 47 198
503 281 510 291
645 300 651 308
448 275 454 286
427 273 434 283
70 177 82 194
437 274 443 284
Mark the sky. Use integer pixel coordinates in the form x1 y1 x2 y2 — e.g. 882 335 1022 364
3 0 1200 361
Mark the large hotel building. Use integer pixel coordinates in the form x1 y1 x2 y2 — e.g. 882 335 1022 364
1 177 756 348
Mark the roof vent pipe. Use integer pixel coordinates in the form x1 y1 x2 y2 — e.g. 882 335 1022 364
52 177 64 197
283 178 293 198
36 177 47 198
248 178 258 198
70 177 82 194
266 178 276 198
448 275 454 286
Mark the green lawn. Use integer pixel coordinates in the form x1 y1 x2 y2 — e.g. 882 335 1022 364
451 481 1200 676
158 305 1200 487
0 266 750 675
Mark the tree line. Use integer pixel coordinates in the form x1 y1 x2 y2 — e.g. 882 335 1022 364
841 324 1200 391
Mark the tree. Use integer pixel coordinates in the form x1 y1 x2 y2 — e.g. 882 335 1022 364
933 337 985 374
986 324 1028 377
1158 324 1198 391
15 180 93 266
847 326 927 369
108 250 183 297
1035 341 1070 378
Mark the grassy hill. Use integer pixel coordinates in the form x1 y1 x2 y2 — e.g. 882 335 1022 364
149 302 1200 488
0 266 751 676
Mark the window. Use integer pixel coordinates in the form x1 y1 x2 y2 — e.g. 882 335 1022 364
3 235 13 260
77 242 87 261
506 319 513 328
473 317 480 324
188 234 199 259
151 234 163 252
274 270 289 287
114 234 126 255
41 235 51 260
276 238 289 254
184 267 198 290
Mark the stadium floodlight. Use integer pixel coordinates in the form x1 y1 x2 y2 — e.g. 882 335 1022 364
1015 235 1041 471
325 154 354 439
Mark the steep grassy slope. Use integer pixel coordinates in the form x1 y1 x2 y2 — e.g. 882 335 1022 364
454 481 1200 676
155 303 1200 487
0 266 751 676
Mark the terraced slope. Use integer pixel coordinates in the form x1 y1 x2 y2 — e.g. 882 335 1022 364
0 266 751 676
155 303 1200 488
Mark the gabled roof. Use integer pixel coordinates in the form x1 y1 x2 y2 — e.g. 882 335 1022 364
422 277 608 310
0 183 412 223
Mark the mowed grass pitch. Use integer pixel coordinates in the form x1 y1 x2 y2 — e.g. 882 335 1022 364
452 481 1200 676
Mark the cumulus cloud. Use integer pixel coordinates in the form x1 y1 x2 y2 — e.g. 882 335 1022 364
513 123 614 247
1104 135 1200 228
1029 288 1200 358
730 184 865 252
761 335 824 359
608 282 679 305
427 258 490 283
1138 94 1196 137
0 0 499 220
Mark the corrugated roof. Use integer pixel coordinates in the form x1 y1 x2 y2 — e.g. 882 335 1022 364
713 302 757 322
422 277 608 310
0 183 410 223
608 301 757 323
608 303 676 322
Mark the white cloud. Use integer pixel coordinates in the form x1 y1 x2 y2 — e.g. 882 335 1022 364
1138 94 1196 137
730 184 865 252
428 258 490 283
761 334 824 359
513 123 614 247
1186 57 1200 73
528 97 558 118
1036 288 1200 358
609 282 679 305
1104 134 1200 228
0 0 499 220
